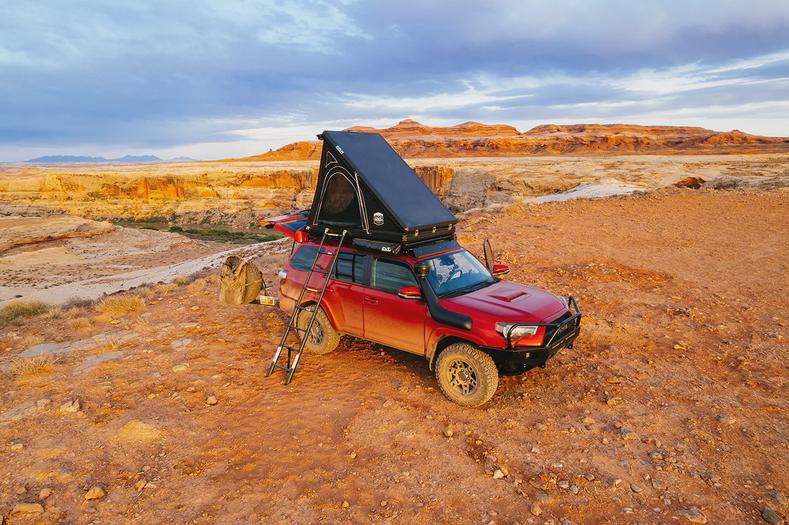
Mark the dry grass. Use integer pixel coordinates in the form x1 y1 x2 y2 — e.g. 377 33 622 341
10 354 58 379
0 300 51 328
187 279 206 295
67 317 92 332
96 295 146 317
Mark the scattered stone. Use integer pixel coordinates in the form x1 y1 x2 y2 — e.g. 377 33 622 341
606 377 622 384
342 500 350 508
444 429 454 438
630 483 643 493
717 415 737 425
529 478 549 491
677 507 707 524
530 503 542 516
493 469 505 480
651 478 669 490
534 422 547 431
10 442 23 451
611 478 623 488
36 398 51 409
38 488 52 499
172 364 188 373
674 176 706 189
558 480 570 489
206 396 218 406
15 486 27 495
570 484 579 495
114 420 161 443
761 508 784 525
769 490 787 506
585 473 595 481
350 451 357 459
11 503 44 516
84 486 106 500
170 337 193 351
606 397 623 407
623 432 639 441
60 399 81 413
380 500 388 507
134 480 147 492
582 417 595 425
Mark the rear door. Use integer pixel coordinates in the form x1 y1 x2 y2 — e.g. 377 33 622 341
325 250 368 337
362 258 427 355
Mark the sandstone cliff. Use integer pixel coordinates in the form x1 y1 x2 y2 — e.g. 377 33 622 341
242 120 789 161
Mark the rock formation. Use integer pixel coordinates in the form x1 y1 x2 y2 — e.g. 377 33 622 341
241 120 789 161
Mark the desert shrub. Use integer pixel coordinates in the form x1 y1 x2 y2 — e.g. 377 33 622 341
10 354 57 378
67 317 92 331
63 296 96 309
0 300 51 328
154 282 178 295
168 226 184 233
96 295 146 316
187 279 206 294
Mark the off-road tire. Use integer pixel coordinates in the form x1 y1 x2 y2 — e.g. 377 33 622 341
296 304 340 355
435 343 499 407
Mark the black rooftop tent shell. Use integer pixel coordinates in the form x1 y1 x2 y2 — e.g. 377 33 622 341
306 131 457 247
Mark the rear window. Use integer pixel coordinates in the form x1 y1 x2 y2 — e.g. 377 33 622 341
290 246 368 284
371 259 417 294
335 251 368 284
290 245 319 271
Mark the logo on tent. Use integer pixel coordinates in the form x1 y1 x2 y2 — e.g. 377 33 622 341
373 212 384 226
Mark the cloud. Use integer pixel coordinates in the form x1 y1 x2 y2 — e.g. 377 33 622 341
0 0 788 161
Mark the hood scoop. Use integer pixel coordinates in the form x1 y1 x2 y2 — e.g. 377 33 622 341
489 289 529 303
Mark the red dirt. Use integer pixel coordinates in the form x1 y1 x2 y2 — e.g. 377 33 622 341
0 188 787 524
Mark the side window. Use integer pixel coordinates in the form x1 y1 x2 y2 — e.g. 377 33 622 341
371 259 417 294
335 251 369 284
290 245 318 271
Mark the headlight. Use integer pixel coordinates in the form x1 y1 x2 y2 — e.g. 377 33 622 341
495 323 544 347
495 323 538 338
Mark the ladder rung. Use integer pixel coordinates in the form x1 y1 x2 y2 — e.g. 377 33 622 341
272 363 292 373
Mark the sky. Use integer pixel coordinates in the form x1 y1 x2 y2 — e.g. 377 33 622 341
1 0 789 162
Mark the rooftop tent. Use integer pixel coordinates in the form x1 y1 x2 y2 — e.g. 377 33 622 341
306 131 457 247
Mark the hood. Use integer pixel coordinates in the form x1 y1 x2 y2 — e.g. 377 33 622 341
443 280 566 323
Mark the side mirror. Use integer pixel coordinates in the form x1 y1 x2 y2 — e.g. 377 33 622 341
414 262 430 280
397 286 422 300
492 263 510 277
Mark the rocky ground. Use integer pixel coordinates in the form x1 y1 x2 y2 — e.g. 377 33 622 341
0 187 786 524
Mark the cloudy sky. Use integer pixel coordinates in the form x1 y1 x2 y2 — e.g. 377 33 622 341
1 0 789 161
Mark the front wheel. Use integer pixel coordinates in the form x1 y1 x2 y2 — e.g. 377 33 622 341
435 343 499 407
295 305 340 355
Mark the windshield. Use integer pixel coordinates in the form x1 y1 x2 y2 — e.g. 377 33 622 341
424 250 494 296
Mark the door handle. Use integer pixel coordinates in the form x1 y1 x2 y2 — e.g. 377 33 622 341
364 296 378 305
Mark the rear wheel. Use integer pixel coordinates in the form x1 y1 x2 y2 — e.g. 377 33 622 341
435 343 499 407
296 305 340 355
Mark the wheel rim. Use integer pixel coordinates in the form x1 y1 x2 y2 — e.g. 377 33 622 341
446 359 478 396
308 321 324 346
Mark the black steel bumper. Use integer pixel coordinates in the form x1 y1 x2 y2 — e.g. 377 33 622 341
490 296 582 367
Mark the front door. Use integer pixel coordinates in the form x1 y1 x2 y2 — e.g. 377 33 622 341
362 258 426 355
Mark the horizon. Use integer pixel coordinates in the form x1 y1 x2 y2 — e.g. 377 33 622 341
2 1 789 162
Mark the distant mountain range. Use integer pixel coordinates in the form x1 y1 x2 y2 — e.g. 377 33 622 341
24 155 198 164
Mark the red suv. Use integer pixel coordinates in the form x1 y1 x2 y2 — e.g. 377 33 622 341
276 235 581 406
